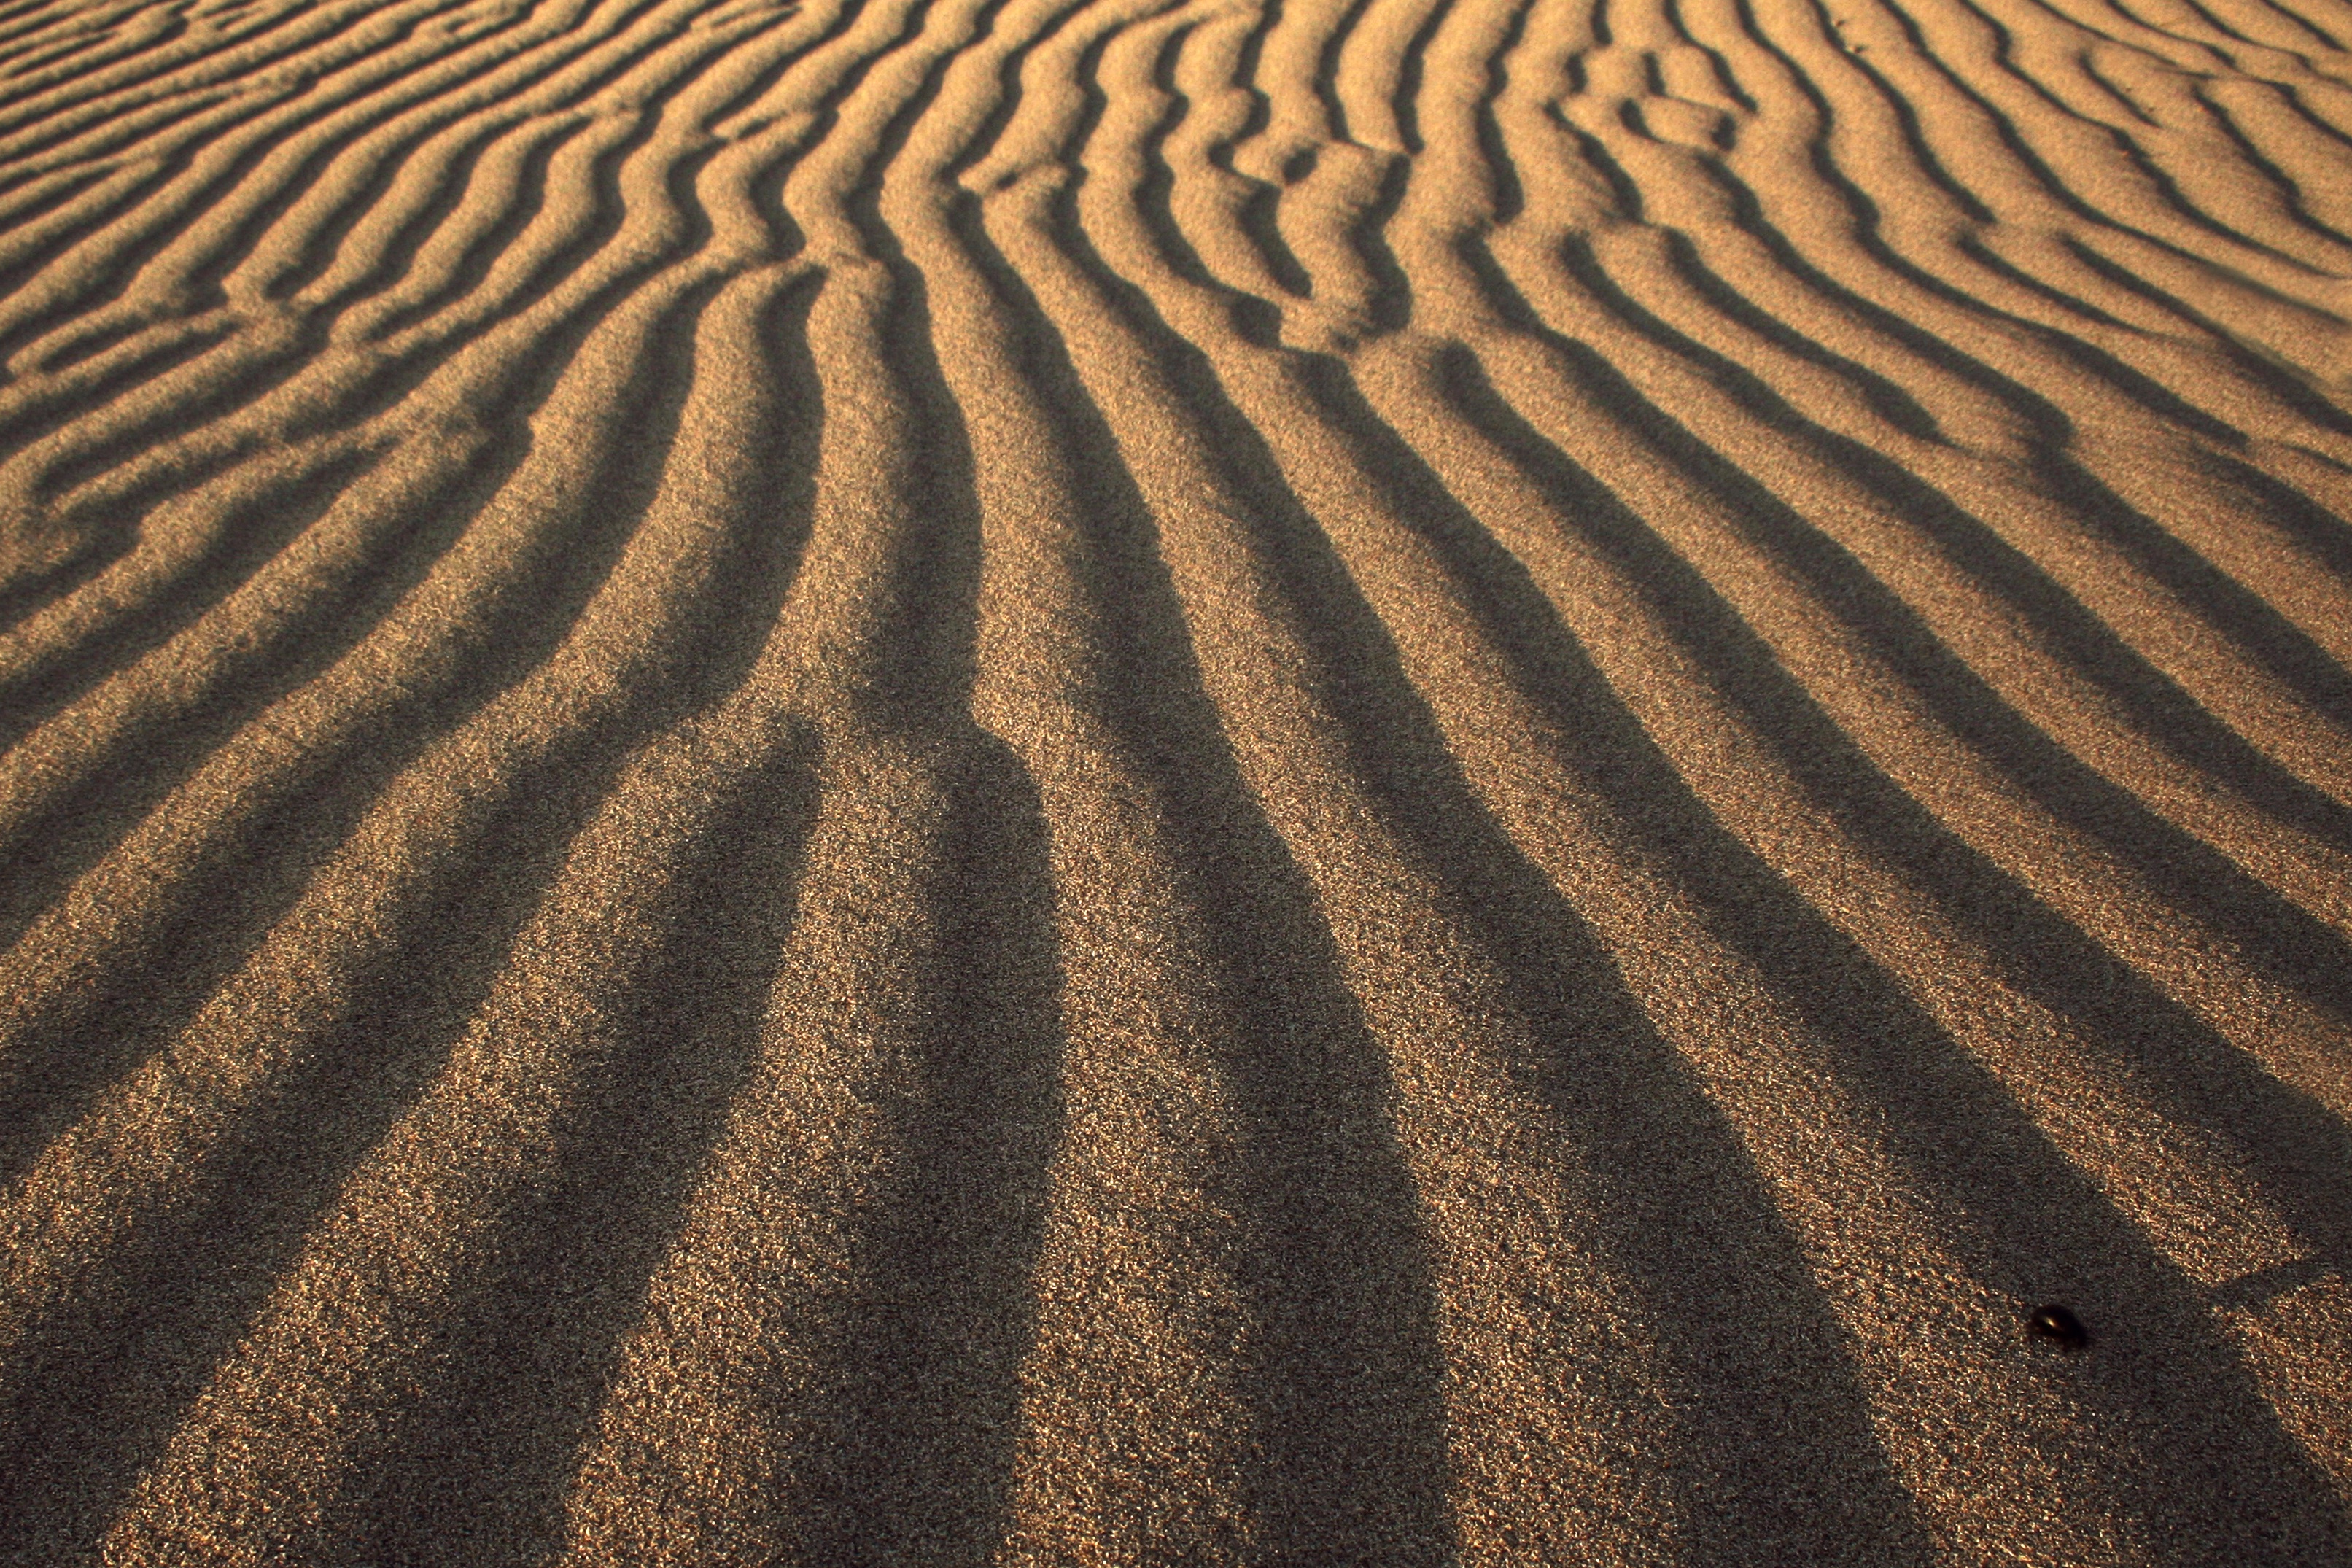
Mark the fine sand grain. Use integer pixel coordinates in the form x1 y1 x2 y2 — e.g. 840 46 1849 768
0 0 2348 1558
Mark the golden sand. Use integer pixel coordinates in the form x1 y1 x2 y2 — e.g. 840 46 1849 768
0 0 2347 1557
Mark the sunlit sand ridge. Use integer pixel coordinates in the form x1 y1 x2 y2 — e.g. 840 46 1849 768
0 0 2348 1557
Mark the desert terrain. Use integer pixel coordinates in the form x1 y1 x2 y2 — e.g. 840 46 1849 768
0 0 2348 1558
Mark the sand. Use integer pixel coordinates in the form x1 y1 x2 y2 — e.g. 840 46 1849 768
0 0 2346 1558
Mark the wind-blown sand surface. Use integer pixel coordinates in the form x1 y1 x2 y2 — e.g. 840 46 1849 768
0 0 2348 1558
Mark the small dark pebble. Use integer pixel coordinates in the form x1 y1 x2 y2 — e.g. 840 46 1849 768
2027 1303 2089 1351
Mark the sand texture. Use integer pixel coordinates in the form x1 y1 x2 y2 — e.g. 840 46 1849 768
0 0 2348 1558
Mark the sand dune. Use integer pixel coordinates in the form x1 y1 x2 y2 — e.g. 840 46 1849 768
0 0 2346 1556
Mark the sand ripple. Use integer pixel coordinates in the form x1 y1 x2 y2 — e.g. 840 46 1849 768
0 0 2348 1557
